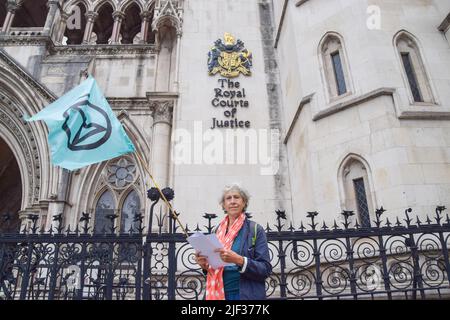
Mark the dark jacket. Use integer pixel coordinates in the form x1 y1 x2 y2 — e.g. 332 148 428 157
236 218 272 300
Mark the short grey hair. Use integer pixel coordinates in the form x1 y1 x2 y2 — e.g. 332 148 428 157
220 183 250 211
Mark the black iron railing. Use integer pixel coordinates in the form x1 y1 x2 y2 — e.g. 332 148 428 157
0 189 449 300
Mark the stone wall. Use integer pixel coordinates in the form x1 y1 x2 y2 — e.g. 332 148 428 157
277 0 450 223
173 0 292 227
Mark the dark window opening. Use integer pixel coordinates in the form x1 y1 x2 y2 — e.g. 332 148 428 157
0 138 22 233
146 11 156 44
94 190 115 234
120 190 140 233
63 3 87 45
331 51 347 96
0 0 7 28
11 0 48 28
353 178 371 228
401 52 423 103
92 3 113 44
120 3 141 44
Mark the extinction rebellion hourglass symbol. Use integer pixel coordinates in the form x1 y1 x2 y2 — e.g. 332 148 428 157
62 99 112 151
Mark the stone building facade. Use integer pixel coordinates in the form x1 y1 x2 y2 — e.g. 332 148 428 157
0 0 449 233
274 0 450 226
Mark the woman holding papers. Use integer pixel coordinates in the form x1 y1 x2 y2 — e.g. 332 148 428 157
195 183 272 300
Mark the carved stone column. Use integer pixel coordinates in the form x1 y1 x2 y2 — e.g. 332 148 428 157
55 12 70 45
1 2 20 34
43 0 60 35
139 11 152 44
111 11 125 44
149 100 174 189
82 11 98 44
47 168 72 231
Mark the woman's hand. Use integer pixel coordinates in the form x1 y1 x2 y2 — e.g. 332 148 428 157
215 249 244 267
195 251 209 271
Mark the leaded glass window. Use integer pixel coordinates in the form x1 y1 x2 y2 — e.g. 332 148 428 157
396 32 434 104
107 157 136 189
92 156 142 234
121 190 141 233
94 190 115 233
331 51 347 96
401 52 423 102
353 178 371 228
320 33 351 100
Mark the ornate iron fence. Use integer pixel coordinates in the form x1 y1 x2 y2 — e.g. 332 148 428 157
0 189 449 300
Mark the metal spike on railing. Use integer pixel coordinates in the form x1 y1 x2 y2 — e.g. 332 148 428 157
333 220 339 231
299 221 306 233
275 210 287 232
203 213 217 234
385 218 392 228
105 214 118 234
416 216 422 227
80 212 91 234
307 211 319 231
395 217 402 228
375 207 386 228
404 208 413 228
435 206 445 225
288 222 295 232
194 223 201 232
321 221 329 231
354 220 360 229
185 224 190 233
28 214 39 234
425 215 432 225
340 211 354 230
66 225 72 235
446 214 450 226
74 225 80 235
38 225 45 234
265 222 272 232
53 213 63 234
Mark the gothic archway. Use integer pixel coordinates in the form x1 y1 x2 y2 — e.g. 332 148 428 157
0 137 22 233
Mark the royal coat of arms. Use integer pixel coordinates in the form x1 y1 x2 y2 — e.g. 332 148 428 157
208 33 253 78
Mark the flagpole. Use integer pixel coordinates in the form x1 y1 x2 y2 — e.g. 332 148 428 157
134 151 189 238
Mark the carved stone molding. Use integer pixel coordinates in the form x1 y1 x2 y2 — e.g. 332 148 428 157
152 0 184 35
108 97 151 112
0 49 56 102
49 44 158 56
150 100 174 125
0 94 41 204
0 34 50 44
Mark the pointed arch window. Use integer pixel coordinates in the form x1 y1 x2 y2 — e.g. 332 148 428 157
120 190 141 233
92 156 142 234
92 3 113 44
120 3 141 44
11 0 48 28
63 2 87 45
320 33 352 100
94 189 116 233
395 32 435 104
340 156 374 228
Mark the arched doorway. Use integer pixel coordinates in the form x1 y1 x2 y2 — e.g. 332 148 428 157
0 137 22 233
